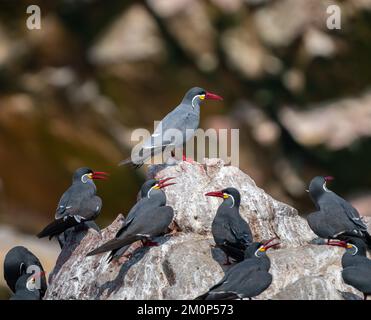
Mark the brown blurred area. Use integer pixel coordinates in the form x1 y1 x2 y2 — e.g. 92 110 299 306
1 0 371 298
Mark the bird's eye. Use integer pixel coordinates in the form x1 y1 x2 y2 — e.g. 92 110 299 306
223 193 229 199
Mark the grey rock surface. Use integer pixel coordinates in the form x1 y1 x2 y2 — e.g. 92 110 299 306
44 160 369 300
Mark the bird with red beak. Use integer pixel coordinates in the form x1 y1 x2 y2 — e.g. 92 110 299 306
87 177 176 262
37 167 108 240
196 238 279 300
120 87 223 168
205 187 253 265
327 238 371 300
306 175 371 248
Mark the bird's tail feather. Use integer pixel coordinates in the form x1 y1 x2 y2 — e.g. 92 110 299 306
87 236 139 257
37 217 79 239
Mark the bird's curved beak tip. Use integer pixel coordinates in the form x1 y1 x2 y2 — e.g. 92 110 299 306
205 191 224 198
205 92 223 101
158 177 176 189
262 237 280 250
92 171 109 180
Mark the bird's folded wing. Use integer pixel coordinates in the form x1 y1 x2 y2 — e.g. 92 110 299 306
340 202 368 230
86 235 140 256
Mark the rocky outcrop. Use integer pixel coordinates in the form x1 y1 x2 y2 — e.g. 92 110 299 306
44 159 367 300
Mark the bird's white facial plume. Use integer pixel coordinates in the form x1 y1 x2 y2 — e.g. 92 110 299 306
81 174 90 184
191 94 205 109
224 193 235 208
322 182 331 192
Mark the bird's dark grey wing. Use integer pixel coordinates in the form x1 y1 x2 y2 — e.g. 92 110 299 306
342 266 371 294
56 184 100 222
200 264 272 300
88 206 174 257
229 214 252 245
337 199 368 231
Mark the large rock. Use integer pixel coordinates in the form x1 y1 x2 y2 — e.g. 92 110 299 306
44 159 366 300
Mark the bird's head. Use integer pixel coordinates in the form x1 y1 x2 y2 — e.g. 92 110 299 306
146 177 176 198
15 270 45 294
307 175 334 198
244 238 280 259
73 167 109 184
327 238 367 256
205 187 241 208
183 87 223 108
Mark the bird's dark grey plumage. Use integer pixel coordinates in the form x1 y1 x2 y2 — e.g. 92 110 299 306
196 241 277 300
206 187 252 264
3 246 47 297
37 167 107 239
120 87 223 167
330 238 371 300
307 176 371 248
87 178 175 262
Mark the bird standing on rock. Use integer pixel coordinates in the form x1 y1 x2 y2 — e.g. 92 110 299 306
206 187 252 264
328 238 371 300
37 167 108 239
196 238 279 300
87 178 175 262
4 246 47 298
306 176 371 247
120 87 223 168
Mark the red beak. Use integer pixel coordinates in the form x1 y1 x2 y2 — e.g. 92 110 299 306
327 240 347 248
263 237 280 250
205 92 223 101
92 171 109 180
158 177 176 189
324 176 334 182
205 191 224 198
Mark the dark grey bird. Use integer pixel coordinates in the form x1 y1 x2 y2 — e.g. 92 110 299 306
4 246 47 297
196 239 279 300
37 167 108 239
120 87 223 168
307 176 371 248
329 238 371 300
9 270 45 300
87 177 175 262
205 188 253 264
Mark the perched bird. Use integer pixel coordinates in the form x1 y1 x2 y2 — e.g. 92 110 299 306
4 246 47 297
9 271 45 300
37 167 108 239
205 188 252 264
307 176 371 247
87 177 175 262
120 87 223 168
196 238 279 300
329 238 371 300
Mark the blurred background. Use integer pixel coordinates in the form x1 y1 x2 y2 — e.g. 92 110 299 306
1 0 371 298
